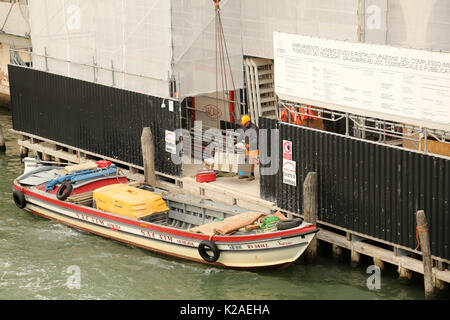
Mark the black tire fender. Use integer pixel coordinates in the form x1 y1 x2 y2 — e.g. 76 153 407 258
198 240 220 263
56 181 73 201
13 189 27 209
277 218 303 230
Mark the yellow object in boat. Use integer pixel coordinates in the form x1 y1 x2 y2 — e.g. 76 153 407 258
93 184 169 219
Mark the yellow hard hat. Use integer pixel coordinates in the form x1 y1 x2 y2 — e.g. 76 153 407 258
241 115 251 125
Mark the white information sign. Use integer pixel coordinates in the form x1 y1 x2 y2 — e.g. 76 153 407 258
274 32 450 131
282 159 296 187
165 130 176 155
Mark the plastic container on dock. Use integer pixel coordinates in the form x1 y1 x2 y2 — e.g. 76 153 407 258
195 169 216 183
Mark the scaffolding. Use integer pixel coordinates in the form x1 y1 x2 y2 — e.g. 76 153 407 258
279 101 450 157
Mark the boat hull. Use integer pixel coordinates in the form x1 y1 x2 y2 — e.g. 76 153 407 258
14 182 318 269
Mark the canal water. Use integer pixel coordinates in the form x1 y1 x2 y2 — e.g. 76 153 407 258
0 108 432 300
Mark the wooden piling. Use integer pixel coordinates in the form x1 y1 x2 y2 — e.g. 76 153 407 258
19 146 28 159
436 261 447 291
42 152 51 161
0 124 5 151
141 127 156 187
350 250 361 266
54 144 62 164
347 233 360 266
416 210 435 299
303 172 318 263
19 135 29 159
332 244 343 260
373 257 385 271
397 266 413 280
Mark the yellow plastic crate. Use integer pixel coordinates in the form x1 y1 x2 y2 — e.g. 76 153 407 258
93 184 169 219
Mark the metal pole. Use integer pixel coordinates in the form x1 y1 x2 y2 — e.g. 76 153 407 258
345 112 349 137
9 48 168 83
44 47 48 72
111 60 115 87
423 128 428 154
93 56 97 82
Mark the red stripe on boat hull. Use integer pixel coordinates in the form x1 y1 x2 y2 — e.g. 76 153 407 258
26 207 294 270
14 182 318 243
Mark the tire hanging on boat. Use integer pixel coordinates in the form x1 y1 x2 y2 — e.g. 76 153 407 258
13 189 27 209
198 240 220 263
56 181 73 201
277 219 303 230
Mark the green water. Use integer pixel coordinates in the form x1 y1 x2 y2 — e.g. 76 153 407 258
0 109 432 300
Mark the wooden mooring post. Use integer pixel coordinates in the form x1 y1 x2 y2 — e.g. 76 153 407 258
416 210 435 299
347 233 361 266
19 135 28 159
0 124 5 151
141 127 156 187
303 172 318 263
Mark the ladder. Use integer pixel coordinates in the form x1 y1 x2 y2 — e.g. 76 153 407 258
244 57 278 126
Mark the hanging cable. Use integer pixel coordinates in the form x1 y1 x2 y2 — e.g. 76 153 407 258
0 2 15 32
213 0 237 122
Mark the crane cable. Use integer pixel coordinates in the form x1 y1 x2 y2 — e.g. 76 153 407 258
214 0 237 122
0 2 15 32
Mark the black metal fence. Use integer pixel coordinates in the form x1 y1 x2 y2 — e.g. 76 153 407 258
9 65 182 177
259 117 450 260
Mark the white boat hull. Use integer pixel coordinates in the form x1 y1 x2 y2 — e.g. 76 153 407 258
14 179 318 269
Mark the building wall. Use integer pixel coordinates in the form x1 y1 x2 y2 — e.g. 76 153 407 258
24 0 450 100
0 1 31 107
0 0 30 37
0 43 10 100
29 0 172 99
240 0 450 60
241 0 359 59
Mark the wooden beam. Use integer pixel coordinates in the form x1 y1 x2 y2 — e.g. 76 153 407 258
317 229 450 284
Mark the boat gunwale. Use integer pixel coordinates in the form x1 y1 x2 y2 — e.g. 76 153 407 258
14 181 318 243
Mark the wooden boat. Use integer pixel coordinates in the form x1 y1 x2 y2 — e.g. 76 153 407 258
12 161 318 269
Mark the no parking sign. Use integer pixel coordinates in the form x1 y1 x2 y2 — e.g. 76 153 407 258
283 140 292 160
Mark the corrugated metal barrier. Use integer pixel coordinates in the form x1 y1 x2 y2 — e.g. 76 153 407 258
259 117 449 260
8 65 182 177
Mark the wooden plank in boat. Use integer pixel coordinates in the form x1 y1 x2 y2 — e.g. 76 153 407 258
164 194 245 217
167 201 230 222
168 210 211 227
168 201 222 219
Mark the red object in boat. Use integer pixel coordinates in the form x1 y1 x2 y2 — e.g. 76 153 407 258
196 169 216 183
97 160 111 168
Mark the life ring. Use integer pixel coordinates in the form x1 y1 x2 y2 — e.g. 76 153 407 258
56 181 73 201
277 218 303 230
198 240 220 263
13 189 26 209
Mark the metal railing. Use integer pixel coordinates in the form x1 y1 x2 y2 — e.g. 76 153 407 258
8 47 172 92
279 101 450 156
